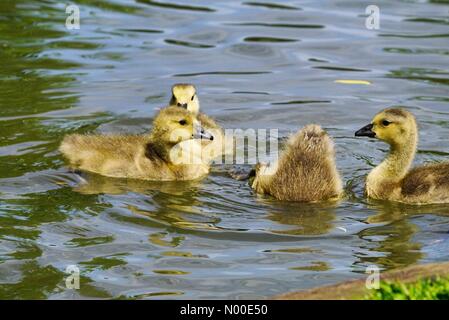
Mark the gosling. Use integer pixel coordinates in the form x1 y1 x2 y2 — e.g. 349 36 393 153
59 106 214 181
355 107 449 204
170 83 229 160
170 83 219 129
251 125 343 202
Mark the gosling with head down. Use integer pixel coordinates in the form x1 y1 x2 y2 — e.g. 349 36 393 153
251 125 343 202
59 106 214 181
355 107 449 204
170 83 230 160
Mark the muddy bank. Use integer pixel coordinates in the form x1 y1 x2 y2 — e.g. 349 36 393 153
275 262 449 300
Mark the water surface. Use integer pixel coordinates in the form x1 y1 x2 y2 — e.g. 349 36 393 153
1 0 449 299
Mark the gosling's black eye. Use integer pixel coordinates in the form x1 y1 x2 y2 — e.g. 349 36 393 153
177 103 182 107
191 95 195 101
179 120 187 126
382 120 391 126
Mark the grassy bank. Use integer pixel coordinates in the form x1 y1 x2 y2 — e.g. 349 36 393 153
366 276 449 300
275 262 449 300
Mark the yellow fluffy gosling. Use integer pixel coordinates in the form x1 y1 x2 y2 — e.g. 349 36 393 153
59 106 214 181
170 83 230 160
355 107 449 204
170 83 219 129
251 125 343 202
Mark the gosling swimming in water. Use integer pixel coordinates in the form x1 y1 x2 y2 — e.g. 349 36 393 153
59 106 214 181
251 125 343 202
170 83 200 114
355 107 449 204
170 83 220 130
170 83 230 160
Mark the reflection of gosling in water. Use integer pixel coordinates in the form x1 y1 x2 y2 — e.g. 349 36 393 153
251 125 343 202
355 107 449 204
170 83 229 159
59 107 214 181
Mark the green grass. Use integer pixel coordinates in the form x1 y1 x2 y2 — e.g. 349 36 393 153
366 276 449 300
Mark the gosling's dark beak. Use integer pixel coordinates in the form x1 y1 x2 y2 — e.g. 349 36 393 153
355 123 376 138
178 103 188 109
193 126 214 141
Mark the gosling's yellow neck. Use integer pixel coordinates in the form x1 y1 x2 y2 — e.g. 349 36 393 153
187 97 200 115
367 131 418 187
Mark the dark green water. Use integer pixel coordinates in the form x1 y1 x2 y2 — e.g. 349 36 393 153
1 0 449 299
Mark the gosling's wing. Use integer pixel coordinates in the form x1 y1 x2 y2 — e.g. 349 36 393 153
60 134 147 164
401 162 449 202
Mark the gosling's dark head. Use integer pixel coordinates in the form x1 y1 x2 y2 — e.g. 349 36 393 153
170 83 199 115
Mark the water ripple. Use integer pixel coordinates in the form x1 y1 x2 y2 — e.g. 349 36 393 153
242 2 300 11
137 0 215 12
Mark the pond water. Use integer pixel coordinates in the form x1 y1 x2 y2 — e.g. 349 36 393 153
1 0 449 299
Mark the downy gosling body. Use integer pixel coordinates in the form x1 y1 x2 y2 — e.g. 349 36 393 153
355 107 449 204
59 106 214 181
170 83 230 160
251 125 343 202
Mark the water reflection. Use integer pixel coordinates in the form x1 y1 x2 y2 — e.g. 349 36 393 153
356 201 449 271
74 172 203 196
267 202 337 236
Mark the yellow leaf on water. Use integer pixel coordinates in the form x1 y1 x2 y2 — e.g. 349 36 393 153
334 80 371 85
153 269 190 275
